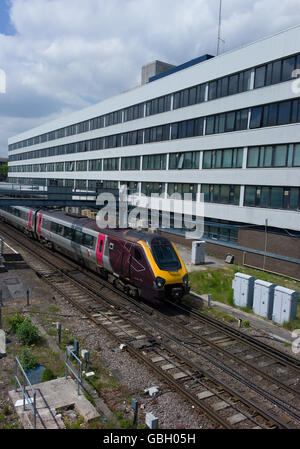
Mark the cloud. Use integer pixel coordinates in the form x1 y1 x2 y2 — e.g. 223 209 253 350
1 0 300 156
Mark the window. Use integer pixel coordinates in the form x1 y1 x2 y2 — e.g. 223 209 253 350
202 184 240 205
272 60 282 84
65 161 75 171
270 187 283 209
167 183 197 200
142 154 167 170
244 186 256 206
250 107 263 128
121 156 140 170
273 145 287 167
73 230 83 245
89 159 102 171
244 185 299 210
76 160 87 171
169 152 199 169
254 66 266 88
103 158 119 171
228 74 238 95
63 226 73 240
282 56 296 82
294 144 300 166
247 147 259 167
277 101 291 125
208 81 217 100
141 182 164 196
205 116 215 134
82 233 95 249
225 112 235 132
134 248 142 261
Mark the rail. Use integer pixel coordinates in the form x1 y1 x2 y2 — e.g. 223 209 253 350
14 356 37 429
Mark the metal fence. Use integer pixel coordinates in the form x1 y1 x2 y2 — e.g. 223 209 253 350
65 346 82 395
14 357 37 429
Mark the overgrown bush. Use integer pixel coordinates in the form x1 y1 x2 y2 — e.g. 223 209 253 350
8 314 24 333
19 348 38 371
16 318 40 345
41 367 56 382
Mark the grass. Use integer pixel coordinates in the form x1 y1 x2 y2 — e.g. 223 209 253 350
188 264 300 329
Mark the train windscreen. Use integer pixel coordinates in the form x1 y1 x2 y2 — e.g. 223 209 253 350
150 238 181 270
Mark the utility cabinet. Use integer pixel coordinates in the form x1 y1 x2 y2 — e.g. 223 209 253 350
272 286 298 325
232 273 255 308
253 280 275 319
191 241 205 265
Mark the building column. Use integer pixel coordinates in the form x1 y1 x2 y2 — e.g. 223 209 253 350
239 185 245 207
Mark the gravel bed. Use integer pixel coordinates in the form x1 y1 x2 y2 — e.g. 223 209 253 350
51 294 216 429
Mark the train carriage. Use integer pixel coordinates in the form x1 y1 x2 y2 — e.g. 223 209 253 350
0 206 189 302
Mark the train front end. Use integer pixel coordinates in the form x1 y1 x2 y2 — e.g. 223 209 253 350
141 236 190 301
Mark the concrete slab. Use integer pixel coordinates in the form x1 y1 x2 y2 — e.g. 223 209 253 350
197 390 214 400
228 413 247 425
9 377 99 429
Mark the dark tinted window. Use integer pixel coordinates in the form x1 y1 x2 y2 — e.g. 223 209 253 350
151 239 181 270
250 107 263 128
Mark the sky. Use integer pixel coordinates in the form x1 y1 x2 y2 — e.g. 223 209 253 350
1 0 300 157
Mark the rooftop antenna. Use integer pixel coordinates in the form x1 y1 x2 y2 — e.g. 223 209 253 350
217 0 225 55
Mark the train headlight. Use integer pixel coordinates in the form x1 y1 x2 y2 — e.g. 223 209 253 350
155 276 166 288
183 274 189 285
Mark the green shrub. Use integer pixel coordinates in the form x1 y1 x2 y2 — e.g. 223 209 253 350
8 314 24 333
41 367 56 382
19 348 38 371
16 318 40 345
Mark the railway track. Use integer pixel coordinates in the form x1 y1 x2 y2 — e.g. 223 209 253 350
0 221 299 428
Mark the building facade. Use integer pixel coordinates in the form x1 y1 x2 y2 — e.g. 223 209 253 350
7 26 300 276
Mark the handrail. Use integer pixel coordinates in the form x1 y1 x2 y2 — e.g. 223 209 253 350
14 357 37 428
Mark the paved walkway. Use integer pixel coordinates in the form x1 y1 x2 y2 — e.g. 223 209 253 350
9 377 99 429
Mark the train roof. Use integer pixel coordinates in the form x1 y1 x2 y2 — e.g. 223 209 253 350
39 208 170 245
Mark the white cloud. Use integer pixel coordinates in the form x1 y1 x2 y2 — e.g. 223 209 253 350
1 0 300 156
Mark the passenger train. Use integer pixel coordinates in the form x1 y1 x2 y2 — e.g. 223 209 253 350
0 206 190 302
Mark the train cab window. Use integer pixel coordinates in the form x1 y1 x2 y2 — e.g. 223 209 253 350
83 233 94 249
73 230 83 245
151 238 181 270
63 226 73 240
134 248 142 261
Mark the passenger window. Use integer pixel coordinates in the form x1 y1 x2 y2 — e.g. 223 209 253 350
73 230 83 245
57 224 64 236
51 222 58 233
63 226 73 240
83 233 94 249
99 240 103 253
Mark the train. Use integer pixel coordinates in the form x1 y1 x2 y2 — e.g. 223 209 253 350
0 206 190 302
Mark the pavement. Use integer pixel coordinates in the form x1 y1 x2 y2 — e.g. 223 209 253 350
176 242 227 272
9 377 100 429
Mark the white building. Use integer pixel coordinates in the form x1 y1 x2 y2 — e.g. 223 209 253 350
7 25 300 275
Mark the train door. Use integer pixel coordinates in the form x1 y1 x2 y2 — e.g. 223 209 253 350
130 244 147 287
37 213 43 237
96 233 105 266
28 211 33 231
120 242 131 279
